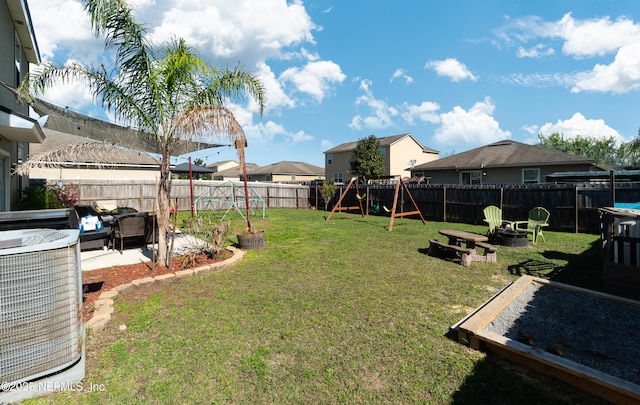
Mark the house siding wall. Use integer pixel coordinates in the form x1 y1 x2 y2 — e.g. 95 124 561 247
0 1 36 210
419 163 599 184
30 167 161 181
389 137 437 178
0 1 16 109
326 150 352 183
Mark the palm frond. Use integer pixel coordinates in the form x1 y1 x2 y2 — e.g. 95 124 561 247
171 105 246 159
202 65 267 115
12 142 138 176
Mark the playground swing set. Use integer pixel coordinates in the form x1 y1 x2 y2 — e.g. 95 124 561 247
325 176 425 231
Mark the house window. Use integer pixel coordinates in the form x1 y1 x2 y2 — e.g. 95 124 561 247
380 148 386 160
290 175 296 181
327 153 333 165
15 33 22 86
266 174 272 181
333 172 343 183
522 168 540 184
461 170 482 185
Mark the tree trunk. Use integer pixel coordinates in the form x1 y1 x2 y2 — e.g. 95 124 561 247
156 153 172 266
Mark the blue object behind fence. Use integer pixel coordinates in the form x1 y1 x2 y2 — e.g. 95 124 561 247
614 202 640 209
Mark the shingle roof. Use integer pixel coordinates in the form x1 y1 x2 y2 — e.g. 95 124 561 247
249 161 324 175
412 140 602 170
31 128 158 166
171 162 215 173
214 163 259 177
325 133 438 154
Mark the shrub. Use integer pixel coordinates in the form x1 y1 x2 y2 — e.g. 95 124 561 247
19 184 80 210
182 214 230 258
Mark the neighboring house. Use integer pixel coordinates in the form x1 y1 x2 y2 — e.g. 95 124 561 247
0 0 44 210
211 161 259 181
411 139 607 185
324 133 439 183
28 129 160 181
207 160 241 174
247 161 324 183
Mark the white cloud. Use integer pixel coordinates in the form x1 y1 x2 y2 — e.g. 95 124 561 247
349 79 398 130
31 60 96 111
433 97 510 147
572 42 640 93
349 80 440 129
400 101 440 125
29 0 320 74
390 68 414 84
517 44 554 58
243 120 313 146
523 124 539 135
425 58 478 82
279 60 346 102
537 112 625 144
501 72 577 88
144 0 317 65
255 62 295 112
28 0 98 61
498 13 640 93
556 13 640 58
320 139 333 151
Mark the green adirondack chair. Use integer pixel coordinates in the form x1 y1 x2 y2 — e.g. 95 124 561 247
514 207 550 244
482 205 513 235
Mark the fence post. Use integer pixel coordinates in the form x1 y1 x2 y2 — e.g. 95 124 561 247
575 185 579 233
443 186 447 222
610 170 615 206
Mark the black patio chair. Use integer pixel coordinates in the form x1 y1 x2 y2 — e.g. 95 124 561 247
110 212 149 253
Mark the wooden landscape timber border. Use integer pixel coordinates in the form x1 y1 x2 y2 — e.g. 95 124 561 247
452 275 640 404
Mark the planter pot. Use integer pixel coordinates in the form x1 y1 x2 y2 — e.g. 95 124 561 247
237 230 265 249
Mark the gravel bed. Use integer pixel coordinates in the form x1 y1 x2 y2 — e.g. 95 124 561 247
483 283 640 385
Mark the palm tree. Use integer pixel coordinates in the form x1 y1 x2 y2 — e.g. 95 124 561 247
19 0 266 266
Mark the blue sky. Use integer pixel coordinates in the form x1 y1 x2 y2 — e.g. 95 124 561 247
27 0 640 167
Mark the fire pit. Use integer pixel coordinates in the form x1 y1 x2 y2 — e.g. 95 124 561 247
497 228 529 247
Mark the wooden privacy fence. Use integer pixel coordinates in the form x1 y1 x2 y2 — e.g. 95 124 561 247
58 179 311 214
57 179 640 234
310 182 636 234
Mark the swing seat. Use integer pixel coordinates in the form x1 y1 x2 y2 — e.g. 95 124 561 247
383 206 391 213
356 193 366 200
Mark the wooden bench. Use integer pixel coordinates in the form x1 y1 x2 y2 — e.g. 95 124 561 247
475 242 498 263
429 239 474 266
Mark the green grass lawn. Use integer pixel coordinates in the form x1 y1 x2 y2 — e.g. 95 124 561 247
32 209 607 404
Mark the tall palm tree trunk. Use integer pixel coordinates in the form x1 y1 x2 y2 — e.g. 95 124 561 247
156 152 172 266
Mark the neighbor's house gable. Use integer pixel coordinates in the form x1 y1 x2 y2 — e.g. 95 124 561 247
324 133 438 182
207 160 239 174
411 140 605 185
